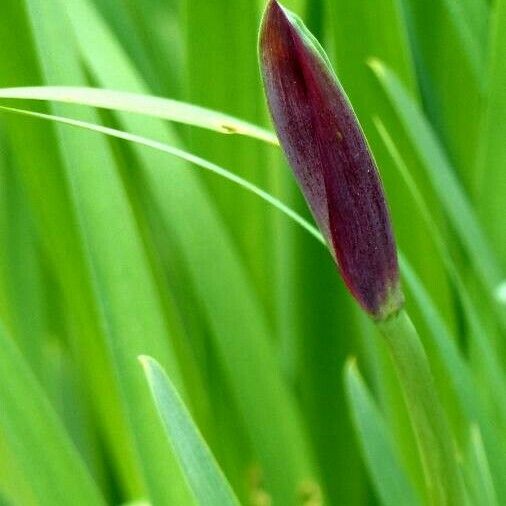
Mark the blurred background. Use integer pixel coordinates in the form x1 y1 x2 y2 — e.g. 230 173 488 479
0 0 504 504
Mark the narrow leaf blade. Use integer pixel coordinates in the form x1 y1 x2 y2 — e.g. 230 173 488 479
140 356 240 506
0 321 105 506
345 359 421 506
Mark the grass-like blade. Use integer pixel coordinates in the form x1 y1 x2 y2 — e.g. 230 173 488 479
401 0 486 190
51 2 320 500
0 144 45 380
376 114 506 500
376 117 506 402
0 320 105 506
0 104 322 244
345 359 421 506
0 102 324 501
0 86 278 145
475 0 506 266
370 60 503 292
465 426 499 506
399 255 506 501
3 98 504 505
9 1 194 502
140 356 240 506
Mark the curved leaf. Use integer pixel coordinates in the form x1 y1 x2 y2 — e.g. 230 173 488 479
0 86 278 145
0 104 322 244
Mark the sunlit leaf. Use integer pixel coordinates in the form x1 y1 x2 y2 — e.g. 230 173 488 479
0 86 278 145
140 356 240 506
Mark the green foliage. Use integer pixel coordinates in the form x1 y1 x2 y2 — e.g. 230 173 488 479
0 0 504 505
345 359 421 506
140 356 239 506
0 321 105 506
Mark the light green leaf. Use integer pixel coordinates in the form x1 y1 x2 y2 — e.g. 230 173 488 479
345 359 421 506
401 0 486 189
399 255 506 502
475 0 506 266
2 0 194 502
370 60 503 293
140 356 240 506
0 104 322 245
375 115 506 502
465 426 499 506
62 0 319 502
0 99 321 501
0 321 105 506
0 86 278 145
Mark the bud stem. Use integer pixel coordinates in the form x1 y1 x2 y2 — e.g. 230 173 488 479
377 310 465 505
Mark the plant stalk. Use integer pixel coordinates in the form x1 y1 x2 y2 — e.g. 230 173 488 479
377 309 465 506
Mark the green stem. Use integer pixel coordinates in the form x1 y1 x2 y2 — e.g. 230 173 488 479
377 309 465 506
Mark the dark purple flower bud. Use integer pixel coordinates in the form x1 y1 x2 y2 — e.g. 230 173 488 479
259 0 403 319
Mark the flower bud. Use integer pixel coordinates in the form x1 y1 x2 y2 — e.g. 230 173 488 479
259 0 403 319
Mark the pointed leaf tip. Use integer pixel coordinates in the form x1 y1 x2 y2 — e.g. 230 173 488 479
259 1 403 319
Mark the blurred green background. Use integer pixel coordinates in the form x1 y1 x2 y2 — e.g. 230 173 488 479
0 0 504 504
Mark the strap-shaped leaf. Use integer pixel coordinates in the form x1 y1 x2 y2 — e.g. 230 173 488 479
0 322 105 506
345 359 421 506
140 356 240 506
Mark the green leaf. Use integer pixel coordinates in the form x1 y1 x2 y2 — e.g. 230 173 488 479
0 141 45 380
0 104 321 244
0 0 194 502
399 255 506 503
375 115 506 501
344 359 421 506
62 0 320 502
182 0 277 320
465 426 499 506
0 98 320 502
401 0 487 189
475 0 506 267
0 320 105 505
376 117 506 395
0 86 278 145
370 60 503 293
10 101 505 473
140 356 240 506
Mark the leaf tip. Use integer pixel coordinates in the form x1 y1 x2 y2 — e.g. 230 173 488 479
367 58 387 81
138 354 153 371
